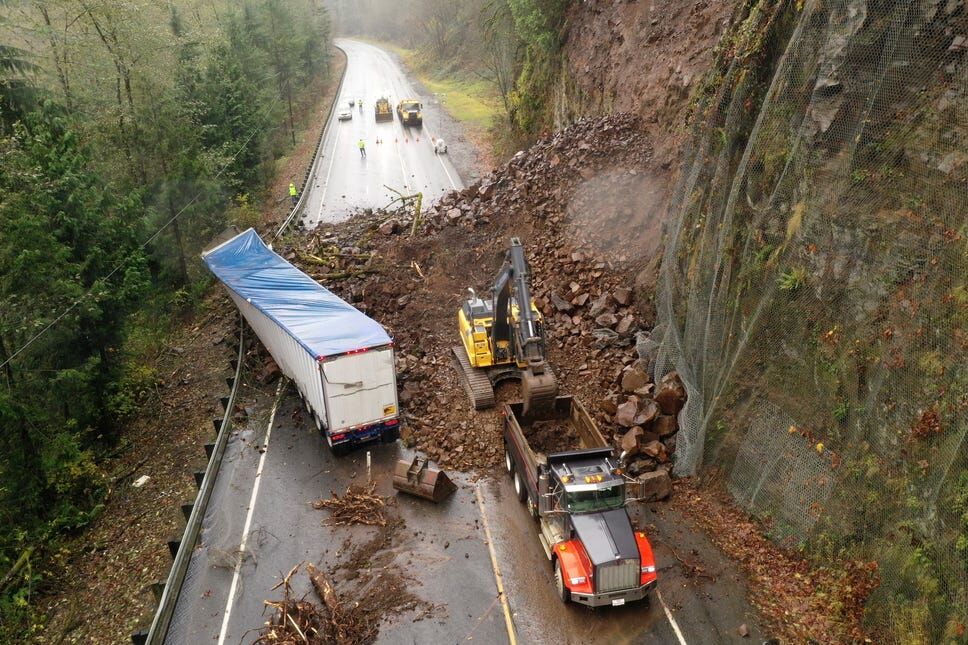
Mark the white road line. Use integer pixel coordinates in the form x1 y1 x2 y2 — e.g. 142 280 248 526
475 484 518 645
314 115 343 224
435 153 458 189
395 138 411 192
216 379 285 645
656 587 689 645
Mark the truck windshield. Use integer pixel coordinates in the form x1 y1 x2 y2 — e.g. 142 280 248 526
565 484 624 513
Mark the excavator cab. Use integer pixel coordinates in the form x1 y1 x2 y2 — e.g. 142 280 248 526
453 238 558 416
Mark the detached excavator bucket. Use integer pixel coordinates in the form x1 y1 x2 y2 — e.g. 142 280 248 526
392 456 457 502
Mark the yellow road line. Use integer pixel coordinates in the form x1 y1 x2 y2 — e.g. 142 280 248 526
475 483 518 645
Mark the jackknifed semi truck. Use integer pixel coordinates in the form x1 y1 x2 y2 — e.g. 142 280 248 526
503 396 658 606
203 229 400 455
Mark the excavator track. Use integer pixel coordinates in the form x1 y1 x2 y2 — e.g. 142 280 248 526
451 346 496 410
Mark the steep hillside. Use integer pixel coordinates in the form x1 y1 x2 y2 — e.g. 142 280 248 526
552 0 967 641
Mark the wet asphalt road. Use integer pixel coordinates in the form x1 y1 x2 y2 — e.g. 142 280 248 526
166 382 506 644
168 38 770 645
300 38 462 227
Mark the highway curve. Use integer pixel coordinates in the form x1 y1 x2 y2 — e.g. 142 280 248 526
301 38 461 228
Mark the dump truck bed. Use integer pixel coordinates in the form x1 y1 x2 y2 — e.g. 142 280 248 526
503 396 609 502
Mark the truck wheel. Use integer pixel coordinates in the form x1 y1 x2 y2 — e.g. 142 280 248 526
513 470 526 502
504 449 513 474
313 413 322 432
527 495 539 519
554 559 570 603
303 395 311 413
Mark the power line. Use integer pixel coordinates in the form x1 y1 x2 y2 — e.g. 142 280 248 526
0 90 284 372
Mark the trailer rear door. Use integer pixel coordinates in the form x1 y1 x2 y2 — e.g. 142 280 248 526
321 347 397 431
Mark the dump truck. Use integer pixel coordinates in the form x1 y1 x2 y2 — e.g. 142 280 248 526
202 229 400 456
396 98 423 127
374 96 393 122
503 396 658 606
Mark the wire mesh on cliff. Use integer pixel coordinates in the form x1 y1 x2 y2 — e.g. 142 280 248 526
652 0 966 640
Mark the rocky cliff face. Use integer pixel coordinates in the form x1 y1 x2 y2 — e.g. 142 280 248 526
553 0 735 191
556 0 967 640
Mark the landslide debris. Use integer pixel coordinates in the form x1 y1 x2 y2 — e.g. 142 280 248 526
285 114 674 478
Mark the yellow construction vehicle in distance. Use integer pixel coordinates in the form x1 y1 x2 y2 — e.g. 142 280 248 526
453 238 558 417
374 97 393 122
396 99 422 127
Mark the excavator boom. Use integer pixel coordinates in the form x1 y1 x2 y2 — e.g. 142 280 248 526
454 238 558 415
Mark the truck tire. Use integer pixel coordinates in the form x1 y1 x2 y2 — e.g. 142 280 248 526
513 470 526 502
313 413 323 432
381 426 400 443
504 449 513 474
554 559 570 603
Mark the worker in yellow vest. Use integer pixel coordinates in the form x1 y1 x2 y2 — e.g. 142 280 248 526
289 182 298 205
358 139 366 159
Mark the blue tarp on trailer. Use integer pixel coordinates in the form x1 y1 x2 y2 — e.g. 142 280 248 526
202 228 391 359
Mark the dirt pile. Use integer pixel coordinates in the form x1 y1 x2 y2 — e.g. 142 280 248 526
288 113 667 473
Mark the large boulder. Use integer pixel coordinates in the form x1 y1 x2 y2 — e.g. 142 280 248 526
633 469 672 502
615 400 638 427
655 371 687 415
621 367 651 393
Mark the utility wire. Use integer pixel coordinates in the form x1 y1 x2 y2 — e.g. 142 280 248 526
0 89 284 372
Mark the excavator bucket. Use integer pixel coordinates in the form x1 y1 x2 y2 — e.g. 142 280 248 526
392 456 457 502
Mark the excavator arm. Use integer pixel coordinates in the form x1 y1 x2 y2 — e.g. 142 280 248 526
490 238 558 416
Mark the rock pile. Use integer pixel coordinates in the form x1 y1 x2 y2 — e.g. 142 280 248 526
286 113 669 477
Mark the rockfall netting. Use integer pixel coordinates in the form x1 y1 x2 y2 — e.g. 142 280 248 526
653 0 967 640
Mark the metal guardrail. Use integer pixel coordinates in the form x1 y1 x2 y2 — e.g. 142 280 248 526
144 313 245 644
274 44 349 240
143 45 349 645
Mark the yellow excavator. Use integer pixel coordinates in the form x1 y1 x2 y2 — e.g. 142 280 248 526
453 238 558 417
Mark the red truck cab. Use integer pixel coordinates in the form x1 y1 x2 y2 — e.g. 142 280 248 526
503 398 658 607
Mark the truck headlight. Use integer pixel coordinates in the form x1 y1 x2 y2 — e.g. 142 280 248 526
569 576 586 585
640 565 655 574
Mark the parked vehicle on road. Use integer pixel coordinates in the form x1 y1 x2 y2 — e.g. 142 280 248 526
374 96 393 122
396 98 423 126
338 105 353 121
503 396 658 606
203 229 400 455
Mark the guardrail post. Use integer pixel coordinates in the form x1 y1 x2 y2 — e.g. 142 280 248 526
204 442 215 458
167 539 180 559
194 471 206 487
180 503 194 522
131 629 148 645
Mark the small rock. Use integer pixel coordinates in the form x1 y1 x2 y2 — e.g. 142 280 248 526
595 312 618 328
737 624 749 638
616 315 636 335
572 293 590 307
613 287 632 306
378 218 400 235
550 292 574 313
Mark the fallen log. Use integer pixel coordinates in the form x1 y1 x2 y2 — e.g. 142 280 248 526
307 563 349 645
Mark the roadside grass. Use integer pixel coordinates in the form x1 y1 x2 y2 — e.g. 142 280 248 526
366 39 502 133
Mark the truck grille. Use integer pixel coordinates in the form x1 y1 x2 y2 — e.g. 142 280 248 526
596 558 640 593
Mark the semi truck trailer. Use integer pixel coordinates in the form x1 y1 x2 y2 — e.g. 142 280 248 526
503 396 658 606
203 229 400 455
